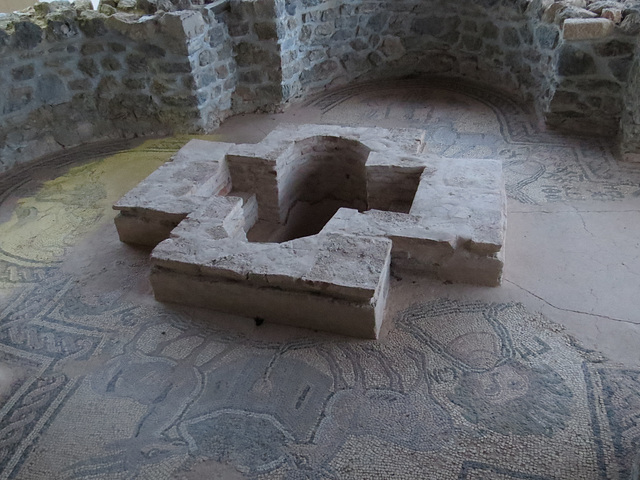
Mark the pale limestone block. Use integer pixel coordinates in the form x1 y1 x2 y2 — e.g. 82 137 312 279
150 268 388 339
563 18 614 40
602 8 622 24
113 139 233 245
151 233 392 338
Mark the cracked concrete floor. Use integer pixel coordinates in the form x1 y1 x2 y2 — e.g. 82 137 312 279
1 78 640 479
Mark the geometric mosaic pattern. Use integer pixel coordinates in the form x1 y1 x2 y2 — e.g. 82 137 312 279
1 80 640 479
309 77 640 204
2 274 639 479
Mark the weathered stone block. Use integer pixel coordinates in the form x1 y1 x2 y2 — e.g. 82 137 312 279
117 0 137 11
503 26 521 47
586 0 622 14
81 42 104 55
331 29 352 42
593 39 635 57
335 15 358 30
74 0 93 12
255 21 277 40
227 21 250 37
11 64 35 81
215 64 229 78
380 36 405 59
563 18 614 40
620 11 640 34
314 23 335 37
239 70 264 84
136 43 166 58
340 52 371 74
367 12 388 31
161 94 198 108
160 11 206 40
557 45 596 76
350 38 368 51
78 57 100 77
108 41 126 52
150 79 169 94
46 20 80 40
12 22 43 50
99 4 117 15
601 7 622 23
159 61 191 74
411 16 460 40
368 51 384 66
125 53 149 73
299 60 339 84
114 139 235 245
535 24 559 49
101 55 121 71
37 74 68 105
199 49 214 66
609 56 632 81
482 21 499 39
463 19 478 33
68 78 92 90
180 73 198 90
78 11 108 37
235 42 269 67
3 87 33 114
461 34 483 52
545 3 597 24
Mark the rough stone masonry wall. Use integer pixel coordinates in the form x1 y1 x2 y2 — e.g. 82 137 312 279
274 0 640 139
544 5 640 136
277 0 555 104
2 0 640 173
621 52 640 158
0 1 236 173
225 0 282 112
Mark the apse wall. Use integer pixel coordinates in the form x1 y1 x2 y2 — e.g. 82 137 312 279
277 0 553 104
1 0 640 173
273 0 638 137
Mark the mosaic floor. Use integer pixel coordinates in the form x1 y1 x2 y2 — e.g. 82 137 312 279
1 79 640 479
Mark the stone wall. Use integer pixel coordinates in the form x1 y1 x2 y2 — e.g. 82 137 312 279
274 0 640 138
226 0 282 112
546 14 639 135
2 0 640 173
277 0 554 104
0 1 236 172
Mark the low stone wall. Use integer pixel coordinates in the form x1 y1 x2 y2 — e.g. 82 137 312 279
0 1 236 172
2 0 640 173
